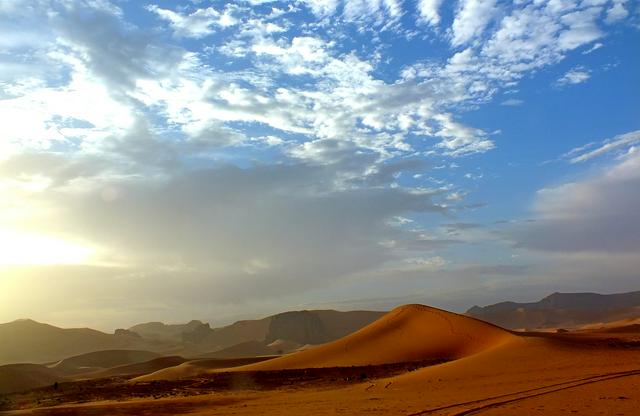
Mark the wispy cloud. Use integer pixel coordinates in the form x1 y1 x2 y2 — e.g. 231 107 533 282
147 4 238 38
500 98 523 106
566 130 640 163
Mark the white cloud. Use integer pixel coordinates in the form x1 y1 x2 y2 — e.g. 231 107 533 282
557 7 604 50
433 114 495 156
417 0 444 26
451 0 498 47
556 66 591 86
302 0 339 18
605 0 629 24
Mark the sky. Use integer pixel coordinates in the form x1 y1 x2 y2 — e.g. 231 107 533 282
0 0 639 331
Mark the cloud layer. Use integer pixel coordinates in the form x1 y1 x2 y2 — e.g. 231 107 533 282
0 0 636 328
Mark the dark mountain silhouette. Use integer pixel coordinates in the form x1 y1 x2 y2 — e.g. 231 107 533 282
466 291 640 330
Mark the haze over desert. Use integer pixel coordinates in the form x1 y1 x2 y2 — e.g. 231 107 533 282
1 0 639 414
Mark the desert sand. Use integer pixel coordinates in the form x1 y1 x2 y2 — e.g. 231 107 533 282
1 304 638 415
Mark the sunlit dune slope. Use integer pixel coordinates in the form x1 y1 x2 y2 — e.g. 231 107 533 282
376 332 640 415
222 304 515 372
0 364 65 394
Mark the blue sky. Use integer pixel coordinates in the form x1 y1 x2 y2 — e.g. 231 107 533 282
0 0 639 329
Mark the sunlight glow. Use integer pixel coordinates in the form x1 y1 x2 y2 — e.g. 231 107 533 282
0 230 95 266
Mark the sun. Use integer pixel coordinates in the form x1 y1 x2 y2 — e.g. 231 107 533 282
0 230 95 266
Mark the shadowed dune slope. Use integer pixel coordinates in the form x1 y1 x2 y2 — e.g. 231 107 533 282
73 356 189 380
50 350 161 376
133 356 275 381
197 339 302 360
221 304 515 372
0 364 65 394
197 341 277 359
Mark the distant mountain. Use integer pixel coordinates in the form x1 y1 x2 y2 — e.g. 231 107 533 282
129 310 386 351
466 291 640 330
200 309 386 350
0 319 169 366
128 320 209 343
0 309 385 366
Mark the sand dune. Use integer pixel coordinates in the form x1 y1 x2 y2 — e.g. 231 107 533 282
196 341 279 359
196 338 302 360
219 304 515 372
266 339 302 353
74 356 189 380
133 357 275 381
0 363 65 394
12 331 638 415
49 349 161 376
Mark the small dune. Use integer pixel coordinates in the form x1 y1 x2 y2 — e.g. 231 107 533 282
72 356 189 379
266 339 303 353
132 357 275 381
196 341 277 359
49 349 161 376
0 363 65 394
